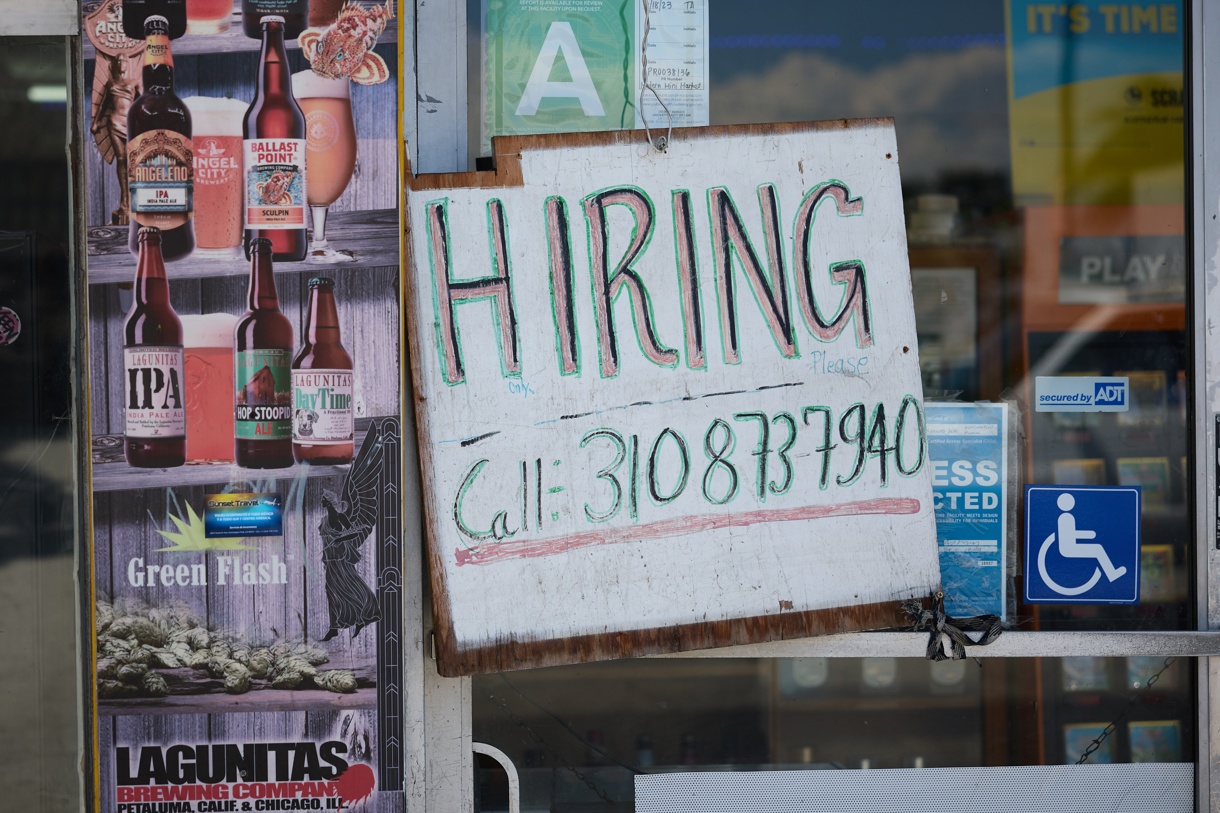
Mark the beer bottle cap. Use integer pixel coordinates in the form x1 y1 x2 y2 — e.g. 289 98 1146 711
260 14 286 25
250 237 273 251
307 277 336 288
144 14 170 33
137 226 162 239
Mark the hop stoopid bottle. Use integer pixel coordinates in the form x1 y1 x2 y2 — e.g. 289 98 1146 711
127 14 195 261
124 227 186 468
234 237 294 468
243 14 308 262
292 278 354 464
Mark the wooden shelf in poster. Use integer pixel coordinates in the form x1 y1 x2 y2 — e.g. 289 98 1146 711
82 2 397 61
1021 205 1185 333
90 415 388 492
85 208 400 284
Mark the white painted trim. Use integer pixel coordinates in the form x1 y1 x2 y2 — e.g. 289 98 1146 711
656 631 1220 659
0 0 76 35
472 742 520 813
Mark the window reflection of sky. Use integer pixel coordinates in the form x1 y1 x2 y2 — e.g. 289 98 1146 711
707 2 1009 186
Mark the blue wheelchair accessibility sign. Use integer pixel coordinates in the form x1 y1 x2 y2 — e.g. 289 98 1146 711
1025 486 1140 604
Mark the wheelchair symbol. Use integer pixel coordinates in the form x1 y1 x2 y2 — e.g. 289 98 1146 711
1036 493 1127 597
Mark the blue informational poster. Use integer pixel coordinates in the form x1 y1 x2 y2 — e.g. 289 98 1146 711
926 403 1009 619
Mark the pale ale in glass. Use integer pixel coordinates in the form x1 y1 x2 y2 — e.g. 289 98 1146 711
181 313 236 462
186 0 232 34
292 70 356 263
185 96 246 256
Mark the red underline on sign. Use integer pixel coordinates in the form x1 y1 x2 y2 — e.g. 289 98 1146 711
453 498 921 566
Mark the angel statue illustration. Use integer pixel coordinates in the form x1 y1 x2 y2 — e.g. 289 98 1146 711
317 429 383 641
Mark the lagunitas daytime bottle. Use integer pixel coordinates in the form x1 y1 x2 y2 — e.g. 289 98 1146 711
234 237 294 468
292 277 354 464
243 14 308 262
127 14 195 260
123 227 186 468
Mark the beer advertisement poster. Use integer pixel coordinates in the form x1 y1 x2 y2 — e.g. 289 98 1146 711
80 1 404 810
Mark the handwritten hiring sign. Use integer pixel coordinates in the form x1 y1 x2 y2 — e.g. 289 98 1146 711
405 121 939 675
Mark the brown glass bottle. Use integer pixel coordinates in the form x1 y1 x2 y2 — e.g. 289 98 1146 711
123 227 186 468
127 14 195 261
292 278 354 464
234 237 294 468
241 0 306 39
242 15 308 262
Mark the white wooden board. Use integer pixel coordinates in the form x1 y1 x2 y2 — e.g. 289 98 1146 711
404 120 940 675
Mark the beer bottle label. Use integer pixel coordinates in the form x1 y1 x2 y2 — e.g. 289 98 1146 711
128 129 194 228
292 369 354 444
235 348 292 440
124 345 185 438
243 138 307 230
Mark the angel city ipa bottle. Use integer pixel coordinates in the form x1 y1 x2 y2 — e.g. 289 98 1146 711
234 237 294 468
240 0 306 39
127 14 195 260
123 227 186 468
292 277 354 464
243 14 308 262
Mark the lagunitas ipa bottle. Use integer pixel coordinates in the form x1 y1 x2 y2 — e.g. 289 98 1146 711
234 237 294 468
292 277 354 464
243 14 308 262
127 14 195 261
123 227 186 468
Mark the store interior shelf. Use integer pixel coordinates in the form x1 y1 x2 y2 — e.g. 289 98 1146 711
85 208 399 284
83 4 398 61
91 416 386 492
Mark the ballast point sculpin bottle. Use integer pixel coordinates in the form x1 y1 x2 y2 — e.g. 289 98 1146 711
123 226 186 468
292 277 354 464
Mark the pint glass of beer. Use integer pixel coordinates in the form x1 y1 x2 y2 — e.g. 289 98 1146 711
186 0 233 34
291 71 357 264
185 96 246 257
181 313 237 462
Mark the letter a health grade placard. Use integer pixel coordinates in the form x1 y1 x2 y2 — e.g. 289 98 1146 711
405 121 942 676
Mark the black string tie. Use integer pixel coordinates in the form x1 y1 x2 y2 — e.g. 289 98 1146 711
903 592 1002 661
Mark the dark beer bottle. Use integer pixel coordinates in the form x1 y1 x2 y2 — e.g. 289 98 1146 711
234 237 294 468
241 0 306 39
123 227 186 468
292 277 354 464
127 14 195 261
242 14 308 262
121 0 187 40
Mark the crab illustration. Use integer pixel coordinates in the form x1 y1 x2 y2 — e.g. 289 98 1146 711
298 0 394 86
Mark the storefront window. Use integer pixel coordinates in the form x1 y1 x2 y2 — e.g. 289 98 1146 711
0 35 81 813
464 1 1193 808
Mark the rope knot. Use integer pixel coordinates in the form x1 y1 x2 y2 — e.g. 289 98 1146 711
903 592 1002 661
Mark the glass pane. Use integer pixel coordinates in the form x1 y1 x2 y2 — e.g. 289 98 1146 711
0 35 82 812
468 0 1192 629
466 2 1194 808
473 656 1194 810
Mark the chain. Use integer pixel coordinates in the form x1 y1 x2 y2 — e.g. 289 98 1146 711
1075 656 1177 764
638 0 673 152
484 688 620 807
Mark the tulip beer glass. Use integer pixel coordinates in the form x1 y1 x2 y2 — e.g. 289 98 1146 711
291 70 356 264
